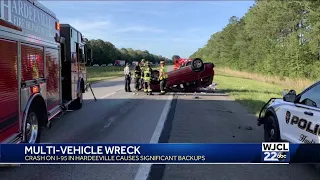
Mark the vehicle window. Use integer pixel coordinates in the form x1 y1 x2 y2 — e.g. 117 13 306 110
79 45 85 63
298 83 320 108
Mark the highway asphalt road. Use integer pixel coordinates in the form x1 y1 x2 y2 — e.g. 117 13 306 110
0 67 174 180
1 65 320 180
158 91 320 180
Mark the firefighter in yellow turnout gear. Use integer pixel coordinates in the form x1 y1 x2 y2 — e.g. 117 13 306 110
159 61 168 95
139 59 145 90
143 61 153 95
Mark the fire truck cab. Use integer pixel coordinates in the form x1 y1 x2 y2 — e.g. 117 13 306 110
0 0 92 144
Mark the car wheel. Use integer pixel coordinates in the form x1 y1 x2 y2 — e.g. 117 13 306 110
264 115 280 142
191 58 204 72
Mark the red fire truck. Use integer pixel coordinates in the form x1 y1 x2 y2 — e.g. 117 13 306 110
0 0 92 144
173 56 192 70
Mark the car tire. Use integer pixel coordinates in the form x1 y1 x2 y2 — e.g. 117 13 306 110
191 58 204 72
264 115 280 142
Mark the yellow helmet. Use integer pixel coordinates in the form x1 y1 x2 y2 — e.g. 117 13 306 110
141 59 145 63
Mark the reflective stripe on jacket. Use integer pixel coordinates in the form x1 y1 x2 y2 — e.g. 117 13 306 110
159 66 168 80
144 67 151 81
141 65 145 77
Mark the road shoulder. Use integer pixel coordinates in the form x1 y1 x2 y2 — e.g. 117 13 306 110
149 91 320 180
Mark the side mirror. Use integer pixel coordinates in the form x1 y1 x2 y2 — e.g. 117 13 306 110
87 48 93 62
79 49 85 63
283 89 296 102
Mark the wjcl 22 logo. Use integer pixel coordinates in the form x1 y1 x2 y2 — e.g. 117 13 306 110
261 143 290 163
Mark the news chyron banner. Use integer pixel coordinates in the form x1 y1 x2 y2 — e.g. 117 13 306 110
0 143 318 164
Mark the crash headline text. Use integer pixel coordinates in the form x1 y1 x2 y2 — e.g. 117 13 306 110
25 145 141 155
0 143 317 164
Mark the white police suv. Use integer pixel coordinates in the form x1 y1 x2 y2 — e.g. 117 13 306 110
257 81 320 143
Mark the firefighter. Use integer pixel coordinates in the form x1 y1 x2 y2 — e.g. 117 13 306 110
134 61 142 91
140 59 146 90
143 61 153 95
159 61 168 95
124 63 132 92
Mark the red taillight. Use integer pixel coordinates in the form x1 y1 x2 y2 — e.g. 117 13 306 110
56 22 60 30
30 86 40 94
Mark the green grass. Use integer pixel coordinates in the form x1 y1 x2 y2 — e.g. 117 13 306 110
86 65 160 83
214 73 284 116
87 66 124 83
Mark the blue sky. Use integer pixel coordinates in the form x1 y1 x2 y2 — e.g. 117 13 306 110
40 1 254 58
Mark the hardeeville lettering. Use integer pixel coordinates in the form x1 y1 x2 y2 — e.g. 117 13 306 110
0 0 55 38
299 134 315 144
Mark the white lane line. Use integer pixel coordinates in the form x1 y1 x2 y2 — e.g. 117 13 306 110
85 88 123 108
100 116 117 133
134 93 174 180
85 92 116 108
150 94 173 143
99 88 123 99
100 92 116 99
99 92 147 133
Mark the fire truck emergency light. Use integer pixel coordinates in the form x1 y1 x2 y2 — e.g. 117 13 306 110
31 86 40 94
56 22 60 30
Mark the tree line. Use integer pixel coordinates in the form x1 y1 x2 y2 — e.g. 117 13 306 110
191 0 320 80
87 39 171 65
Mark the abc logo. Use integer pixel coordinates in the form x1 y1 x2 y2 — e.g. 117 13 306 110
263 151 287 161
277 152 287 161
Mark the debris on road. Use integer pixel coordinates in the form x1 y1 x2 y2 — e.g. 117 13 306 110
198 82 217 92
245 126 253 130
238 125 253 130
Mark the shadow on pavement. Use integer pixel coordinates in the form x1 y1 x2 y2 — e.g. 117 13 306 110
236 99 268 115
91 80 124 89
1 94 319 180
220 88 281 95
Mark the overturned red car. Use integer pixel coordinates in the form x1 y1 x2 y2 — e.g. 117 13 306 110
150 58 215 92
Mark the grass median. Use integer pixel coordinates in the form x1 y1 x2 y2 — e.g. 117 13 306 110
87 65 160 84
213 68 314 116
87 66 124 84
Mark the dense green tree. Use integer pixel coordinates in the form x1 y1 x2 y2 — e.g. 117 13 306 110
191 0 320 80
86 39 170 65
